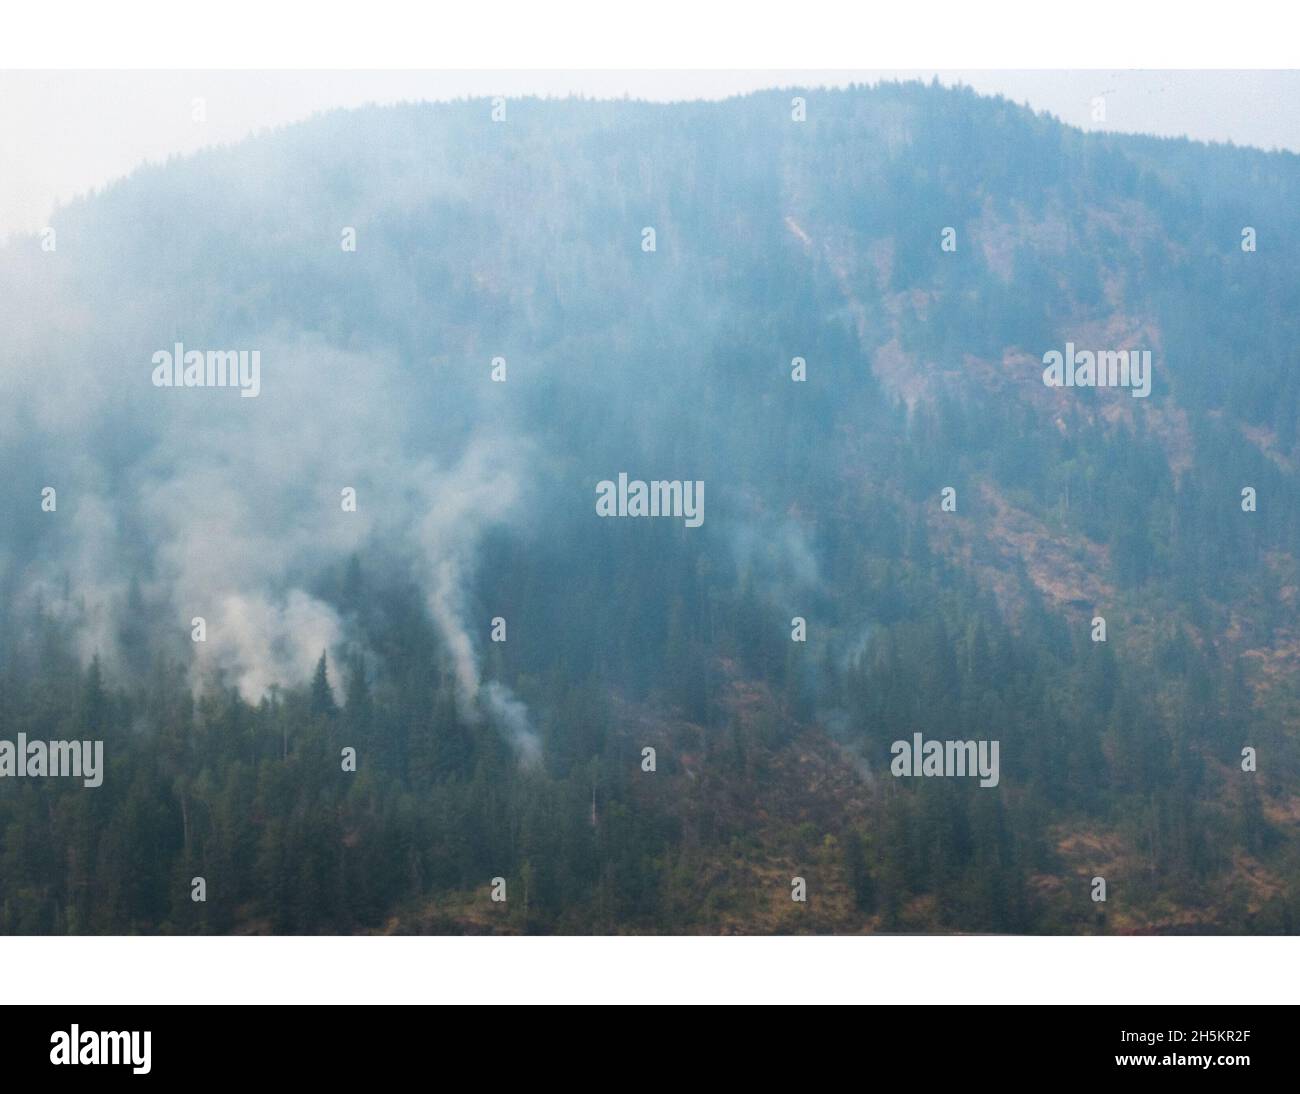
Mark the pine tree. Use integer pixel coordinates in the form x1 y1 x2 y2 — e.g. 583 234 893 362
310 651 337 718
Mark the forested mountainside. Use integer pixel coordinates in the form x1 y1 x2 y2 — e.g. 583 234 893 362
1 81 1299 933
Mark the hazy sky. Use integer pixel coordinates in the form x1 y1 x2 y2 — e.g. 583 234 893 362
2 69 1297 241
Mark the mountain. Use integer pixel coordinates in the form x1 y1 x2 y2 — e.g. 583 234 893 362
1 81 1298 933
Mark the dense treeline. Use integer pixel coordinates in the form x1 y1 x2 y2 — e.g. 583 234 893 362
2 505 1296 934
2 82 1300 932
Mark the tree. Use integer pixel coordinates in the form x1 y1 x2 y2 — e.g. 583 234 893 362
310 652 337 718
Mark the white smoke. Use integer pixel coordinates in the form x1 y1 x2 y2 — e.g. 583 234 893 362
197 590 343 702
482 680 542 767
0 125 545 761
730 515 821 604
4 323 541 760
414 440 541 763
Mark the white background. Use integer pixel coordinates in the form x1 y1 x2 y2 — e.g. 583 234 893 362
1 0 1297 1005
9 936 1300 1004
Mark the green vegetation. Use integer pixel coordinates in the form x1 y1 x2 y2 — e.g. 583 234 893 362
2 83 1299 933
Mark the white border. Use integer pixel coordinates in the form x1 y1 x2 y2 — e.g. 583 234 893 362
1 937 1297 1004
3 0 1299 1008
1 0 1297 69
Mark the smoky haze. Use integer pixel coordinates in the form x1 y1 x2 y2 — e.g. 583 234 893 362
2 79 1298 766
3 77 1300 938
4 70 1300 242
